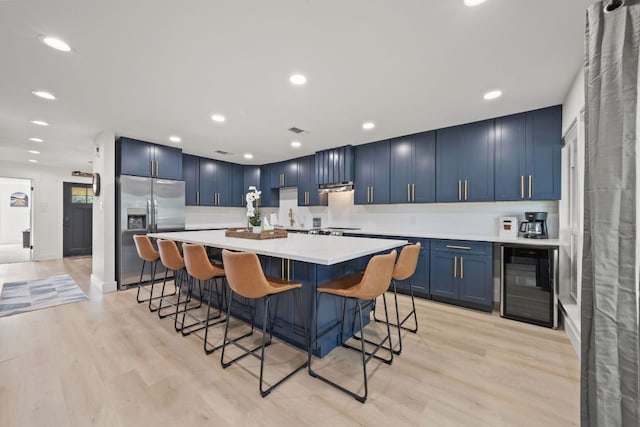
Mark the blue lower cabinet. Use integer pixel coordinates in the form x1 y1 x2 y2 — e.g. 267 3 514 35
430 240 493 311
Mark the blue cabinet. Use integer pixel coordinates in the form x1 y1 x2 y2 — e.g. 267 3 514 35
298 155 328 206
430 240 493 311
316 145 354 185
393 238 430 296
260 164 279 207
354 141 390 204
241 165 261 207
117 137 182 180
182 154 200 206
495 105 562 201
198 160 231 207
231 164 244 207
270 160 298 188
436 120 494 202
390 131 435 203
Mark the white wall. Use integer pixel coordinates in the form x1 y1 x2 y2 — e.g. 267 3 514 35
563 66 585 135
0 177 31 244
0 161 91 260
91 131 117 293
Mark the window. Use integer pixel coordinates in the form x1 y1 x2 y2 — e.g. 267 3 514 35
71 186 94 204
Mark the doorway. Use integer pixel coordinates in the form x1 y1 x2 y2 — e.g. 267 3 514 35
63 182 93 257
0 177 32 264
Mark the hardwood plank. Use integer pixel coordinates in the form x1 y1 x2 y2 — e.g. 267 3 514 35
0 258 579 426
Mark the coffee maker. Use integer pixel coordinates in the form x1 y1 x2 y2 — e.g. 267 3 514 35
519 212 548 239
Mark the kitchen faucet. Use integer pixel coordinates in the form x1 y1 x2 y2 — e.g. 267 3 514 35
289 208 295 226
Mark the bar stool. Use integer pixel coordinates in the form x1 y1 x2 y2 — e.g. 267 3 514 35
374 242 421 355
133 235 161 311
181 243 227 354
308 249 397 403
156 239 192 319
220 249 308 398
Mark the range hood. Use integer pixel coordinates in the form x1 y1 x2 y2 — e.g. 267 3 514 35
319 181 354 193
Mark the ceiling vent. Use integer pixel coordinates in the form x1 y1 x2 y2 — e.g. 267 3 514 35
288 127 306 134
214 150 233 155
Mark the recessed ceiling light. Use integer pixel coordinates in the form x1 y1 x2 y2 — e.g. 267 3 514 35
244 153 253 159
483 90 502 100
289 74 307 85
169 136 181 143
28 159 38 163
29 138 44 142
211 114 226 123
30 120 49 126
39 35 71 52
464 0 486 6
28 150 40 154
32 90 56 100
291 141 301 148
362 122 375 130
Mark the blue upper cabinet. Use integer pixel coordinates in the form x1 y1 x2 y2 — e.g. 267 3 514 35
390 131 435 203
191 157 233 207
215 161 233 207
198 158 216 206
153 145 183 180
298 155 328 206
436 120 495 202
355 141 390 205
260 164 279 207
243 165 261 200
118 137 182 180
495 105 562 200
231 164 244 207
270 160 298 188
182 154 200 206
316 145 354 185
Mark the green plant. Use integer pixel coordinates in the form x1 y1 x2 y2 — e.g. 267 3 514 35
249 199 261 226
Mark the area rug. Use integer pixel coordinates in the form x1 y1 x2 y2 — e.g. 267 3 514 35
0 274 88 317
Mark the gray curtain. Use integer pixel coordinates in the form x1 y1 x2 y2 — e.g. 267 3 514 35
582 1 640 425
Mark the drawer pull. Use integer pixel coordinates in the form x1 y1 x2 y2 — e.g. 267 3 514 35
460 256 464 279
446 245 471 250
453 256 457 278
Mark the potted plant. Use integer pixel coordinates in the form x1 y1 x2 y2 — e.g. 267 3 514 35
246 186 262 233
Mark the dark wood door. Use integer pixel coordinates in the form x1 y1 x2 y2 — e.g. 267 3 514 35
63 182 93 257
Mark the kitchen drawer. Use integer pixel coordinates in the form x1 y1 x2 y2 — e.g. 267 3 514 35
431 239 492 256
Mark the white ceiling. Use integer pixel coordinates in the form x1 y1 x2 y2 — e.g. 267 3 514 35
0 0 591 171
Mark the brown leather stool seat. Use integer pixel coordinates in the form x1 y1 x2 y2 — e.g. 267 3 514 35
308 249 397 403
373 242 421 355
220 249 308 398
181 243 227 354
133 235 161 310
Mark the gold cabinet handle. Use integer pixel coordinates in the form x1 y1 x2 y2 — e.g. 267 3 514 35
281 258 285 279
367 186 370 203
520 176 524 199
460 256 464 279
458 180 462 201
407 183 410 202
196 191 200 205
287 259 291 281
454 255 457 278
464 179 468 201
371 186 374 203
446 245 471 250
150 160 154 176
156 160 159 177
412 183 415 202
528 175 532 198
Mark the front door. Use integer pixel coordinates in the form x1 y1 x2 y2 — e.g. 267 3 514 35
63 182 93 257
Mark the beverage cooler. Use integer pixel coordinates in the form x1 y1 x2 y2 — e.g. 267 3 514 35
500 245 558 328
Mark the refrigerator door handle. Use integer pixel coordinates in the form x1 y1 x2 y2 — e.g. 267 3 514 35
153 199 158 232
147 199 152 231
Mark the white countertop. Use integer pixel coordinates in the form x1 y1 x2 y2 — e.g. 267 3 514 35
148 230 407 265
185 223 245 231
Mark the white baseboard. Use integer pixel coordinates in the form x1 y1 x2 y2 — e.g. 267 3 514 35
559 301 581 359
90 274 117 293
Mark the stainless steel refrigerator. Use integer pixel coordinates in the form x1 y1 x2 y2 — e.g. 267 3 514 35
116 175 185 289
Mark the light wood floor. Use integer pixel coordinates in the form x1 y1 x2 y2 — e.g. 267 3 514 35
0 258 579 426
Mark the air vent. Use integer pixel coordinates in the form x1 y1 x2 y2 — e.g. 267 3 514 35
288 127 306 134
215 150 233 155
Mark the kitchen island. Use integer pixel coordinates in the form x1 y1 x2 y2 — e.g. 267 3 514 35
148 230 407 356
